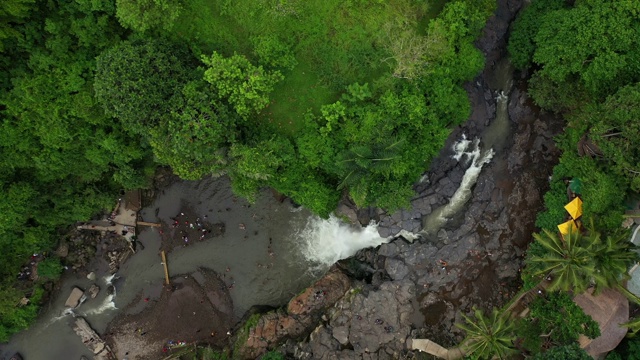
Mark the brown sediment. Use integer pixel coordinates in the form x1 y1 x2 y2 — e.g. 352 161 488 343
105 269 234 360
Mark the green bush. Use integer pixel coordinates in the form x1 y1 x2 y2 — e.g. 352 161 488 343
606 336 640 360
37 258 63 281
260 351 284 360
531 343 591 360
115 0 183 32
529 292 600 345
199 346 229 360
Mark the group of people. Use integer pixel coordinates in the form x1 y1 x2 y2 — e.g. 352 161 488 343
161 340 187 353
170 212 211 247
16 253 45 281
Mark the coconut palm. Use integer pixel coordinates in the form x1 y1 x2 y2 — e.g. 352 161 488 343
336 138 405 189
621 316 640 338
528 221 639 295
527 228 595 293
589 225 639 293
335 138 405 206
456 306 517 359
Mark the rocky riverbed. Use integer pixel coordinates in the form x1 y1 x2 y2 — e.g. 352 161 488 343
231 0 567 358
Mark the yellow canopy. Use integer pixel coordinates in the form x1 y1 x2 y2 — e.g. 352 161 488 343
558 219 577 238
564 197 583 220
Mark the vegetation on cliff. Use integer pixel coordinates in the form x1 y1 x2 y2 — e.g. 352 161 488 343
509 0 640 232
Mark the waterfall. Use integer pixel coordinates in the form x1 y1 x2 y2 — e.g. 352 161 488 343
422 136 494 235
83 294 117 315
298 215 389 269
83 274 118 316
45 308 76 327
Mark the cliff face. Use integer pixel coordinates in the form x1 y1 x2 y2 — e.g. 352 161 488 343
234 1 568 358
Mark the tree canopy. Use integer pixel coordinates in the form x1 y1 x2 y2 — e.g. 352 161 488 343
510 0 640 232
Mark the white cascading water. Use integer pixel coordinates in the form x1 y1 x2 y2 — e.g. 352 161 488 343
83 274 117 316
45 308 76 327
422 136 494 235
298 215 389 270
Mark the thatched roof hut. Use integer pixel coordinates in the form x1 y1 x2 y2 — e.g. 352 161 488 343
574 288 628 358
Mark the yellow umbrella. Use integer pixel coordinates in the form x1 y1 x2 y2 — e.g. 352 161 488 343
564 197 583 220
558 219 577 238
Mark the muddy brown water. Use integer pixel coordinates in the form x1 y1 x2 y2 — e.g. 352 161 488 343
1 176 383 360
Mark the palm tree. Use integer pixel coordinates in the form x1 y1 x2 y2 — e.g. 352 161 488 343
335 138 405 206
528 221 639 295
528 228 595 293
589 225 639 293
621 316 640 338
456 306 517 359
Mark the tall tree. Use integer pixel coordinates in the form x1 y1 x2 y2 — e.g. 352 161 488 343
527 224 638 294
528 228 596 293
202 51 284 119
0 0 35 51
94 38 195 134
148 80 238 180
115 0 182 32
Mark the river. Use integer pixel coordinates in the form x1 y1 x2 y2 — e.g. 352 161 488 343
0 176 387 359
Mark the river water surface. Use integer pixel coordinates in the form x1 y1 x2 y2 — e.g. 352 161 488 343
1 176 386 359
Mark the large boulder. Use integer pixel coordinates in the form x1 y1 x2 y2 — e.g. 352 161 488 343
65 287 84 308
86 284 100 299
233 268 351 359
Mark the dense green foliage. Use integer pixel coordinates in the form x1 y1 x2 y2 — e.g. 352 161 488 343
94 38 196 134
115 0 182 32
606 337 640 360
36 257 63 281
510 0 640 232
458 291 601 359
0 0 35 52
530 343 591 360
0 0 154 340
528 292 600 345
0 0 496 342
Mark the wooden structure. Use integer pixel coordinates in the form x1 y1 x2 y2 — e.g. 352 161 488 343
161 250 170 285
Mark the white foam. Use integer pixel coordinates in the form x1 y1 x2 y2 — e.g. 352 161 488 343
83 294 117 316
298 215 389 268
422 137 494 235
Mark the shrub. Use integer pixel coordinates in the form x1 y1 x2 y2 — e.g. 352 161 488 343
37 257 63 281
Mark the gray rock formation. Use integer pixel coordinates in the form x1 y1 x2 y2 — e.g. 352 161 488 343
86 284 100 299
